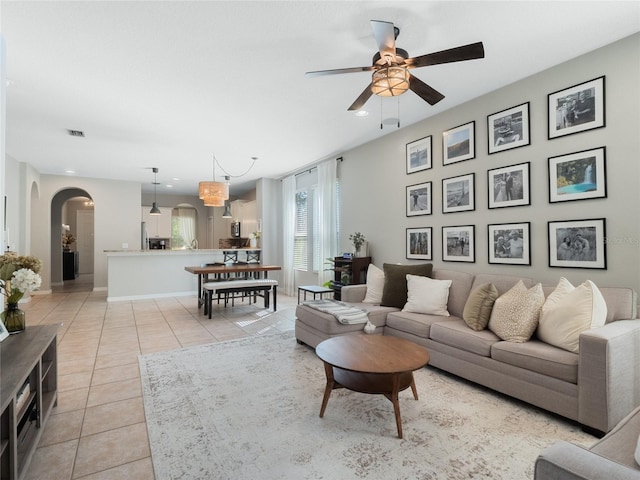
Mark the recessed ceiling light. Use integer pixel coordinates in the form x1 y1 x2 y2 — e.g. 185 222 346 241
172 177 180 181
355 110 369 117
165 184 173 188
65 170 76 174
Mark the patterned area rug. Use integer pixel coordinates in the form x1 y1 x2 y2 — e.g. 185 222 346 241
139 332 594 480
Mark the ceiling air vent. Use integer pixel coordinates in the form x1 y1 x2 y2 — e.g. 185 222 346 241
67 129 85 137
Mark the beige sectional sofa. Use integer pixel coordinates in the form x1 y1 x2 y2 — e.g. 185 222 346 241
294 268 640 435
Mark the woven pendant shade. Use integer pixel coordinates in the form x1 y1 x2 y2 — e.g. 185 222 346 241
198 181 228 200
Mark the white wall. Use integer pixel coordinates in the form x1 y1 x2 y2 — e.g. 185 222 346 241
31 175 141 291
339 33 640 292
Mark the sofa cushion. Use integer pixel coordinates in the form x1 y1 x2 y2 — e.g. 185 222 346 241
488 281 544 342
432 269 475 318
385 311 456 339
537 278 607 353
491 340 578 383
381 263 433 308
463 282 499 331
471 273 535 295
402 275 451 316
430 318 500 357
362 264 385 304
590 405 640 470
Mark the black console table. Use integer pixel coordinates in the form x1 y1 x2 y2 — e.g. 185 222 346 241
62 251 78 280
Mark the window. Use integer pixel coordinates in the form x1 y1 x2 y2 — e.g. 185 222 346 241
171 207 197 249
294 190 309 270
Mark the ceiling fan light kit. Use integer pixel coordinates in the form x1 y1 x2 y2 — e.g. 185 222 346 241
306 20 484 112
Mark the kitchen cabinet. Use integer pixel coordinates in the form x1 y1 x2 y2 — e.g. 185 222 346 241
142 207 172 238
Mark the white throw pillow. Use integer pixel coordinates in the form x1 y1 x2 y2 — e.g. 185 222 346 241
402 274 452 316
537 279 607 353
488 280 545 343
362 264 385 304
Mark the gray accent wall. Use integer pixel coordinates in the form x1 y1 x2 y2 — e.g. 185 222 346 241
338 33 640 292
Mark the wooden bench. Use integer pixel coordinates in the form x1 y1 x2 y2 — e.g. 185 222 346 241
202 279 279 318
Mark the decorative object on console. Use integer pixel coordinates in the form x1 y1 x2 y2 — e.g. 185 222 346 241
61 232 76 252
249 231 260 248
0 253 42 334
380 262 433 308
488 280 544 343
348 232 366 257
548 75 605 139
487 102 531 154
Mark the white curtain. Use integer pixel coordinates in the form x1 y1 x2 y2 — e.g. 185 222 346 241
281 175 296 296
176 208 196 247
316 160 338 285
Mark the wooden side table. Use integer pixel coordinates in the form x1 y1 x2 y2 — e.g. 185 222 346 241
298 285 334 304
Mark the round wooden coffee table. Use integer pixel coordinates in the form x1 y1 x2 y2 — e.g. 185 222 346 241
315 334 429 438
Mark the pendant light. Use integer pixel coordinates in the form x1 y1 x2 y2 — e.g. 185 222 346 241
150 167 161 215
222 201 232 218
199 155 229 207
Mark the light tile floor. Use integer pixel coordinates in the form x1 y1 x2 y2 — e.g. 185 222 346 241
20 275 299 479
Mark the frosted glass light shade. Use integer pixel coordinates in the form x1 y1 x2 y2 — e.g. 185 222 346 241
372 66 410 97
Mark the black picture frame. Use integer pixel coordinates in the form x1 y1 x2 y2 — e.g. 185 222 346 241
548 147 607 203
442 225 475 262
488 222 531 265
406 227 432 260
487 102 530 154
406 135 432 174
442 173 475 213
443 121 475 165
487 162 531 209
548 218 606 269
406 181 432 217
548 76 605 139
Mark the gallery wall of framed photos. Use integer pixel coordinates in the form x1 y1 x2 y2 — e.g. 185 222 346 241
336 32 640 293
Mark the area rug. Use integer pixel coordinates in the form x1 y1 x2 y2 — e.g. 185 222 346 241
139 332 595 480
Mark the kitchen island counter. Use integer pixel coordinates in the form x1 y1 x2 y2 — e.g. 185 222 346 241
104 249 263 301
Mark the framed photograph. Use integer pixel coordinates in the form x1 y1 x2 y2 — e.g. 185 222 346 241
442 225 475 262
488 222 531 265
406 135 432 174
406 227 432 260
548 218 606 269
548 147 607 203
443 121 475 165
442 173 475 213
548 76 605 139
487 102 530 154
488 162 530 209
406 181 432 217
0 320 9 342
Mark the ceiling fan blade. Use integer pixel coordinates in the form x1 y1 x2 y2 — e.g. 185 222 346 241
370 20 396 59
405 42 485 69
305 65 375 77
409 74 445 106
348 83 374 111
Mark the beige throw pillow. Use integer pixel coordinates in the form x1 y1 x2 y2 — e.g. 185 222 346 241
463 283 499 331
402 274 452 316
362 264 385 304
488 280 544 342
537 278 607 353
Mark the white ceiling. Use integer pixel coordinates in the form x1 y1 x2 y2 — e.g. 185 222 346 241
2 1 639 196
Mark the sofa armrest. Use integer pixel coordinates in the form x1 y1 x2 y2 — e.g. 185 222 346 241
535 441 640 480
579 319 640 433
341 285 367 303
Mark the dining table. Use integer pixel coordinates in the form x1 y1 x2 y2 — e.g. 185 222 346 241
184 264 282 309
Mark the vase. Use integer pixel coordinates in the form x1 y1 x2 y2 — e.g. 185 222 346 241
2 303 26 334
249 238 257 248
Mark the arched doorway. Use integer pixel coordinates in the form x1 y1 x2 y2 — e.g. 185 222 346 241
50 188 95 292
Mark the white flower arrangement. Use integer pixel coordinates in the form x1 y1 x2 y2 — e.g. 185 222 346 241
11 268 42 294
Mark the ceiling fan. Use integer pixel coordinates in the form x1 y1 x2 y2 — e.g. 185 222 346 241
305 20 485 111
